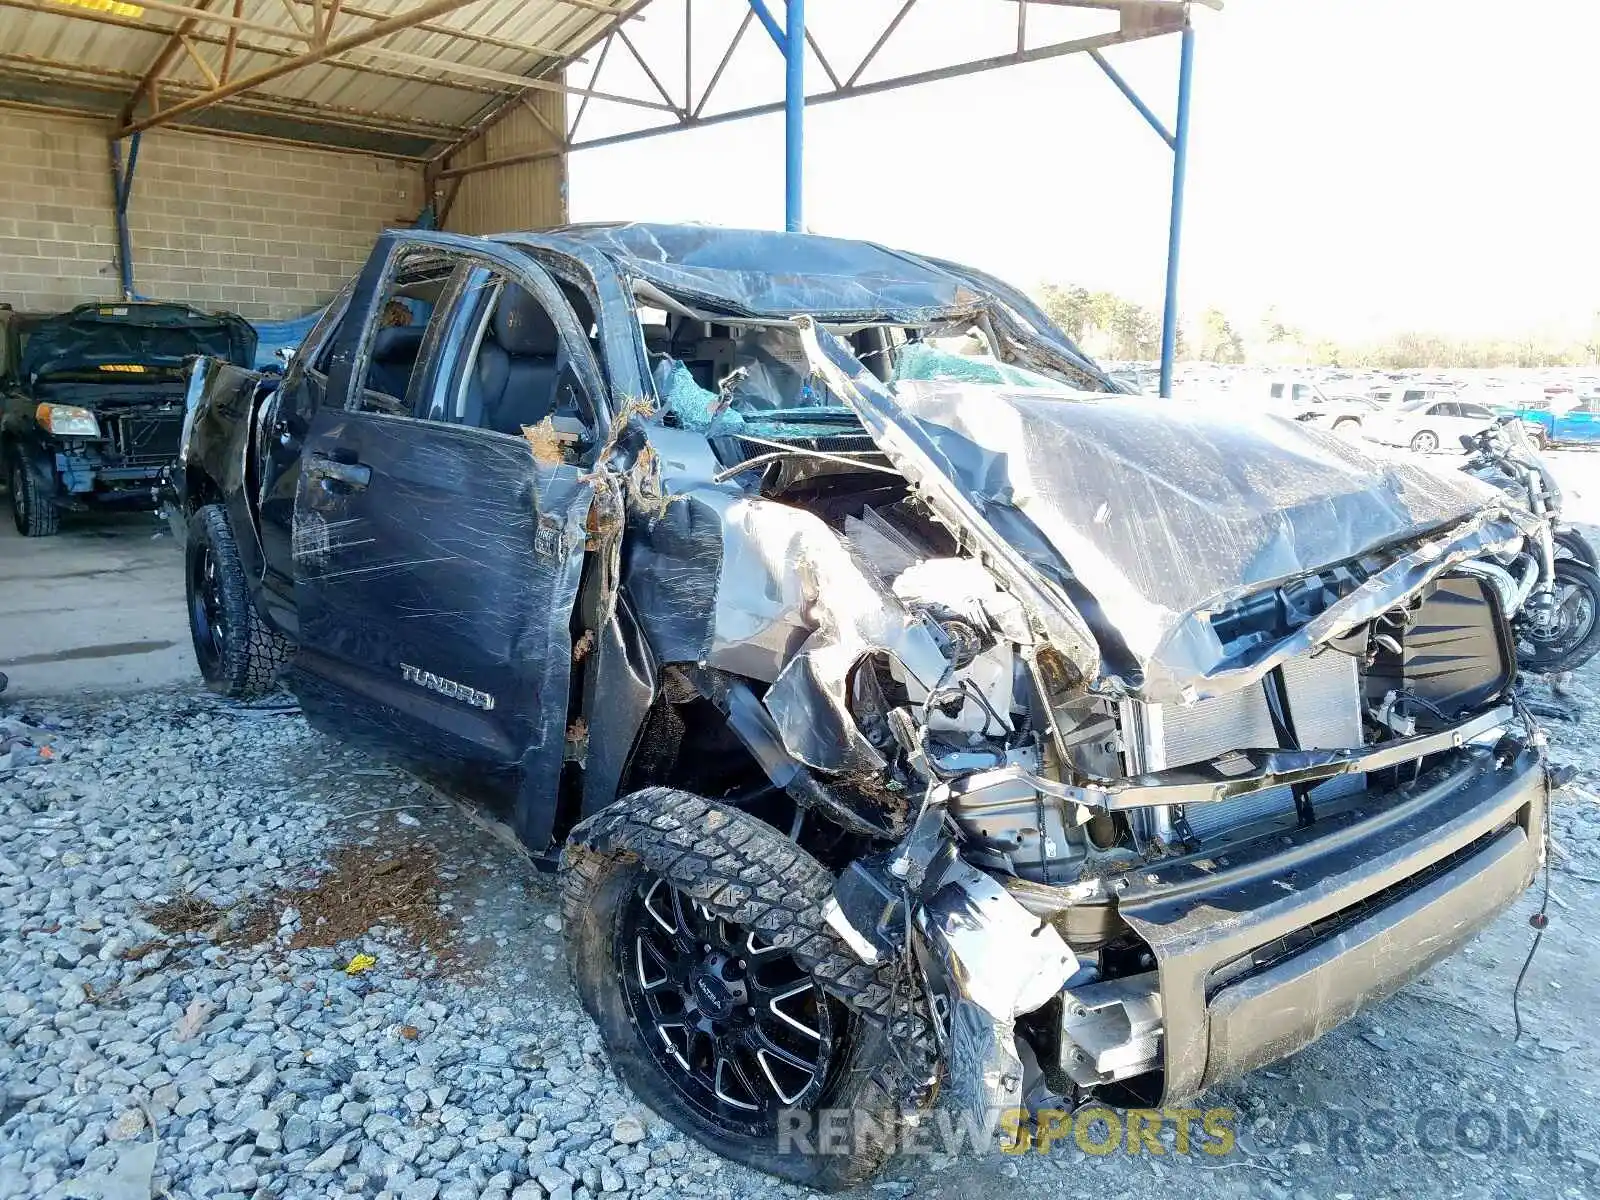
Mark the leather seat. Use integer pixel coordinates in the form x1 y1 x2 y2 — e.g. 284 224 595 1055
367 326 425 401
468 285 561 434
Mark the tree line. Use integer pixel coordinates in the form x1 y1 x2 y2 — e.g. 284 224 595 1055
1035 283 1600 369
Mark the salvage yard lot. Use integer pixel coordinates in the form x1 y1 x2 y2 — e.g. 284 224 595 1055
2 481 1600 1200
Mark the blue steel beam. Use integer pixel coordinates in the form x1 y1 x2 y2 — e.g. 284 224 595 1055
784 0 805 231
746 0 784 49
108 133 142 301
1158 25 1193 399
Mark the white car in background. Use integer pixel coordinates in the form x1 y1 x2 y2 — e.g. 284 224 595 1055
1361 395 1501 453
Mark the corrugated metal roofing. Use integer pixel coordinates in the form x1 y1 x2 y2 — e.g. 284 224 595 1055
0 0 638 158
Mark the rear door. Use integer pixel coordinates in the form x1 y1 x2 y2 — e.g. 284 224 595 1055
285 237 606 844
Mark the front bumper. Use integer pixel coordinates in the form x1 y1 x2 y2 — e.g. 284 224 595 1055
1110 744 1545 1101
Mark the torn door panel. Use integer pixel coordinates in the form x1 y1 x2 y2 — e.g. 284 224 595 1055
622 423 950 777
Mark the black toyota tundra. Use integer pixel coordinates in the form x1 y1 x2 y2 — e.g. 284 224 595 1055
174 224 1549 1190
2 300 255 535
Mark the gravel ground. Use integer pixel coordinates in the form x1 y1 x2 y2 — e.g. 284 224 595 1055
3 650 1600 1200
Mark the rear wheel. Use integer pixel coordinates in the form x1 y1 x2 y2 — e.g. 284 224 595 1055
185 504 294 697
1517 559 1600 674
9 457 59 537
1409 429 1440 453
561 788 932 1190
1332 417 1361 433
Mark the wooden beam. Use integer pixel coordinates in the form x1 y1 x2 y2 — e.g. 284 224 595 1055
109 0 313 41
180 34 220 87
518 94 567 148
320 0 344 42
282 0 572 58
352 44 675 111
430 0 648 167
5 49 469 136
120 0 219 125
0 0 489 96
120 0 486 135
277 0 311 37
220 0 242 83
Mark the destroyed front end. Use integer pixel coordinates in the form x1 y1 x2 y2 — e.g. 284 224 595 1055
543 224 1551 1187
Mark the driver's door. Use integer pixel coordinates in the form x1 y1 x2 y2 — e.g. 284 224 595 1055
285 239 604 848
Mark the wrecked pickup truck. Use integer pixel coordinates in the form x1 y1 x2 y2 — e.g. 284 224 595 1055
2 301 256 535
176 224 1550 1189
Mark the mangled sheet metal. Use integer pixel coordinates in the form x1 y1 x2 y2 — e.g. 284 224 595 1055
797 322 1535 704
622 425 949 777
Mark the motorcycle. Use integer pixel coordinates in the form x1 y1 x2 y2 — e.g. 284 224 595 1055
1460 420 1600 673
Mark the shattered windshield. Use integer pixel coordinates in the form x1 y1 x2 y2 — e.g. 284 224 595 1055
645 306 1075 441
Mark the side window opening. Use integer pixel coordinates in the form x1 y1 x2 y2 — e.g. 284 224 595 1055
357 251 454 416
438 273 596 461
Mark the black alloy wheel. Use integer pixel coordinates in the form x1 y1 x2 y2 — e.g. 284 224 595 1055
617 871 839 1138
188 536 229 680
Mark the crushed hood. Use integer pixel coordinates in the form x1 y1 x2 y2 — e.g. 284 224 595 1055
21 302 256 383
798 322 1532 703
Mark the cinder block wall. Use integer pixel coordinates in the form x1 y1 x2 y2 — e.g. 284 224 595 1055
0 110 422 320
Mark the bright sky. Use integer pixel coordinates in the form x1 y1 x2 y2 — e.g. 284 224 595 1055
566 0 1600 341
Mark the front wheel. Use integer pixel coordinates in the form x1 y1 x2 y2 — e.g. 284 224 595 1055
1409 429 1440 453
1332 417 1361 433
9 457 59 537
561 788 931 1190
185 504 295 696
1517 558 1600 674
1554 528 1598 569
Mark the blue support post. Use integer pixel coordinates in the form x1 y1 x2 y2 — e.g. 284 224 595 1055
747 0 805 231
784 0 805 232
1157 25 1193 399
108 133 142 301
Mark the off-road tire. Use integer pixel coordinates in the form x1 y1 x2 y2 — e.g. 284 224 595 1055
561 788 936 1190
9 457 59 537
186 504 294 697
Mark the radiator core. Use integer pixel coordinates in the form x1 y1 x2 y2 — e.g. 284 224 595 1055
1124 650 1365 841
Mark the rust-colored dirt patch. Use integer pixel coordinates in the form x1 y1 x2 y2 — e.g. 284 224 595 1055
234 841 459 967
143 842 460 973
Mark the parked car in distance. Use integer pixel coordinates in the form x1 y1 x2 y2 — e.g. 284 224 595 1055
1361 394 1503 453
1492 392 1600 447
1362 383 1455 407
1 301 256 536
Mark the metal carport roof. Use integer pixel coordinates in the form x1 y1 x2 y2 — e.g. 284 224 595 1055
0 0 1210 392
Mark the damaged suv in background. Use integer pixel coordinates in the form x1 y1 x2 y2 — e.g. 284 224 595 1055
175 224 1550 1189
2 301 255 536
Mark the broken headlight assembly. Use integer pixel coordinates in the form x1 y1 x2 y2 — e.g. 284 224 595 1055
35 402 100 437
